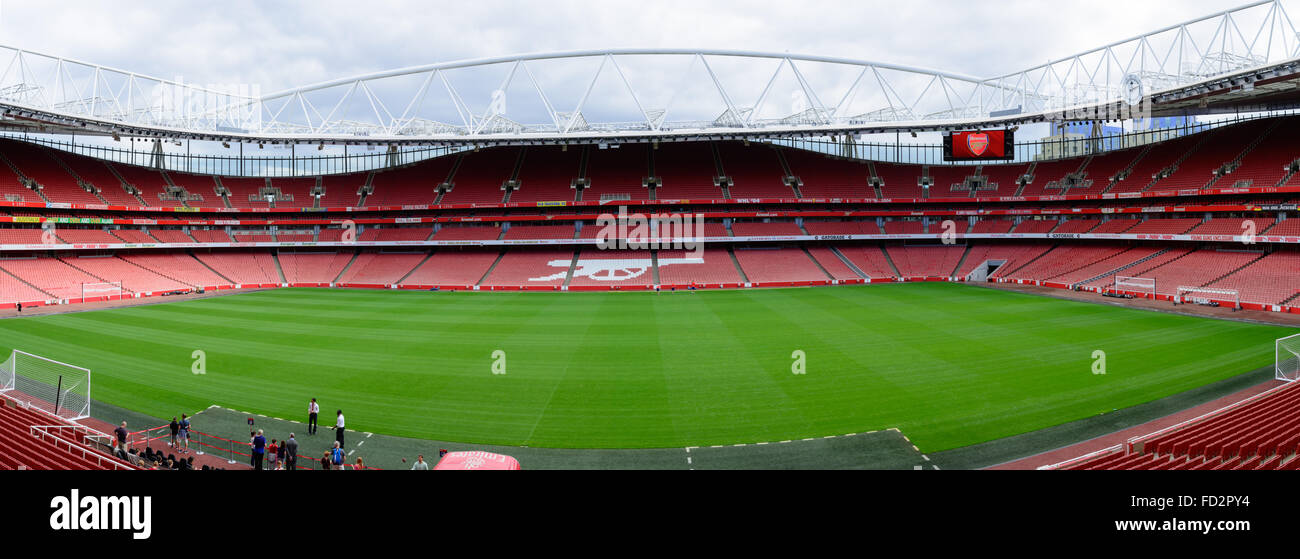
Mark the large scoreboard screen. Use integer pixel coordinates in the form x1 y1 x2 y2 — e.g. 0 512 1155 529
943 130 1014 161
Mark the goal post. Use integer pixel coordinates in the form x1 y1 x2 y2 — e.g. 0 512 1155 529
81 281 124 302
0 350 91 420
1113 276 1156 298
1278 334 1300 382
1175 286 1240 310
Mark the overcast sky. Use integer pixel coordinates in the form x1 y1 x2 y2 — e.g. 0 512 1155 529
5 0 1241 93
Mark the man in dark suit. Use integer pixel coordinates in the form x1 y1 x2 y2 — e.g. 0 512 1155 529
284 433 299 471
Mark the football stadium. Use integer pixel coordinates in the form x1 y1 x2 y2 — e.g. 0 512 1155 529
3 0 1300 482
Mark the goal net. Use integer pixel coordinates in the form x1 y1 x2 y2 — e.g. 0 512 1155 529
1175 286 1240 310
1278 334 1300 382
1113 276 1156 298
81 281 124 302
0 350 91 420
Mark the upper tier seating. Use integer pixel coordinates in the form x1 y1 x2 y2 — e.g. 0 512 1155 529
359 227 434 242
781 148 871 198
509 146 582 204
730 222 803 236
440 148 520 205
366 157 455 206
584 144 651 201
1125 218 1202 235
715 142 796 198
503 225 575 240
653 142 726 199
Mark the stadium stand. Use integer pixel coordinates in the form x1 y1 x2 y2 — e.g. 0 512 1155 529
399 250 499 287
62 255 192 294
583 144 651 201
336 252 427 285
359 227 434 242
805 247 862 281
1010 219 1059 234
278 252 355 284
112 229 159 243
121 253 230 287
836 246 897 278
653 142 726 199
440 148 520 204
730 221 803 236
54 228 120 244
567 249 657 287
732 247 829 283
509 146 582 204
886 245 964 278
366 157 455 206
0 399 136 470
779 147 870 198
1205 249 1300 305
654 248 744 285
431 225 502 241
479 249 574 287
193 252 282 285
716 142 797 198
1061 382 1300 470
149 230 198 243
503 224 576 240
0 256 105 299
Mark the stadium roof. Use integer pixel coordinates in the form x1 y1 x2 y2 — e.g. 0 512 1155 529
2 0 1299 145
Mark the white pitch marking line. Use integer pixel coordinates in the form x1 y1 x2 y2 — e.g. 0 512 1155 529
757 442 769 445
687 457 692 465
347 449 355 456
357 440 365 447
780 440 791 444
733 443 745 447
922 455 931 462
802 438 814 441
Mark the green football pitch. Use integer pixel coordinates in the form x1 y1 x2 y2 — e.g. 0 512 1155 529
0 283 1292 452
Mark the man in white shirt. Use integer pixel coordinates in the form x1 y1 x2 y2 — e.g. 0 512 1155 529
308 398 320 435
411 455 430 470
334 409 345 447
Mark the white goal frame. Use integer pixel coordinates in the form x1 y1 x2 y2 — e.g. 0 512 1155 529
81 281 124 302
1175 286 1240 310
0 350 91 420
1277 333 1300 382
1113 276 1156 298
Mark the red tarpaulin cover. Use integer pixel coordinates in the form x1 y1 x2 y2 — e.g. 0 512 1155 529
434 451 521 470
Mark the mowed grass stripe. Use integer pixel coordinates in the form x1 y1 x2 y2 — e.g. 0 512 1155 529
0 284 1292 451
